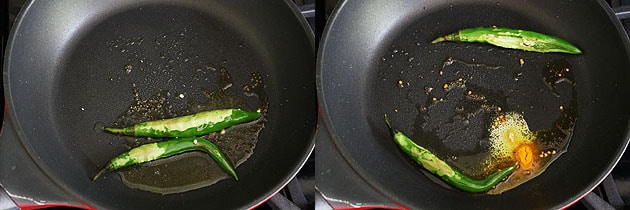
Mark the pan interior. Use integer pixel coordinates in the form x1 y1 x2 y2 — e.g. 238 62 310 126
375 4 579 194
6 1 316 209
319 0 630 209
54 1 267 197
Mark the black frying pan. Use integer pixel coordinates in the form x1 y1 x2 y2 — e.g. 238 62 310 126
3 0 316 209
318 0 630 209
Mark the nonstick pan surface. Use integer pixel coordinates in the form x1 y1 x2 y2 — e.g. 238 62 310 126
318 0 630 209
4 0 316 209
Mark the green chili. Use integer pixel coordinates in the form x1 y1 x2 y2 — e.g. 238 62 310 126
431 27 582 54
384 115 517 193
104 108 261 138
92 137 237 181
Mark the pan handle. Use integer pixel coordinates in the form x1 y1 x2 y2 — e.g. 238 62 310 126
0 186 19 210
0 116 95 210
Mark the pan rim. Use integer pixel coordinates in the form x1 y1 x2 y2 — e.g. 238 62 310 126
2 0 317 209
316 0 630 209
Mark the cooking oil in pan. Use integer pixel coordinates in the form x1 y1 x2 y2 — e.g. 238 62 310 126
486 59 577 194
105 67 268 194
484 108 575 194
403 58 576 194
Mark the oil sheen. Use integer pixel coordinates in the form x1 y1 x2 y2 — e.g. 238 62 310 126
109 67 267 194
419 58 576 194
382 47 577 193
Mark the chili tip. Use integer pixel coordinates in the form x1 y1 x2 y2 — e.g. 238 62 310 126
92 165 114 182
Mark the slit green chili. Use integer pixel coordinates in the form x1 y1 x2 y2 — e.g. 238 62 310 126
92 137 237 181
104 108 261 138
384 115 517 193
431 27 582 54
